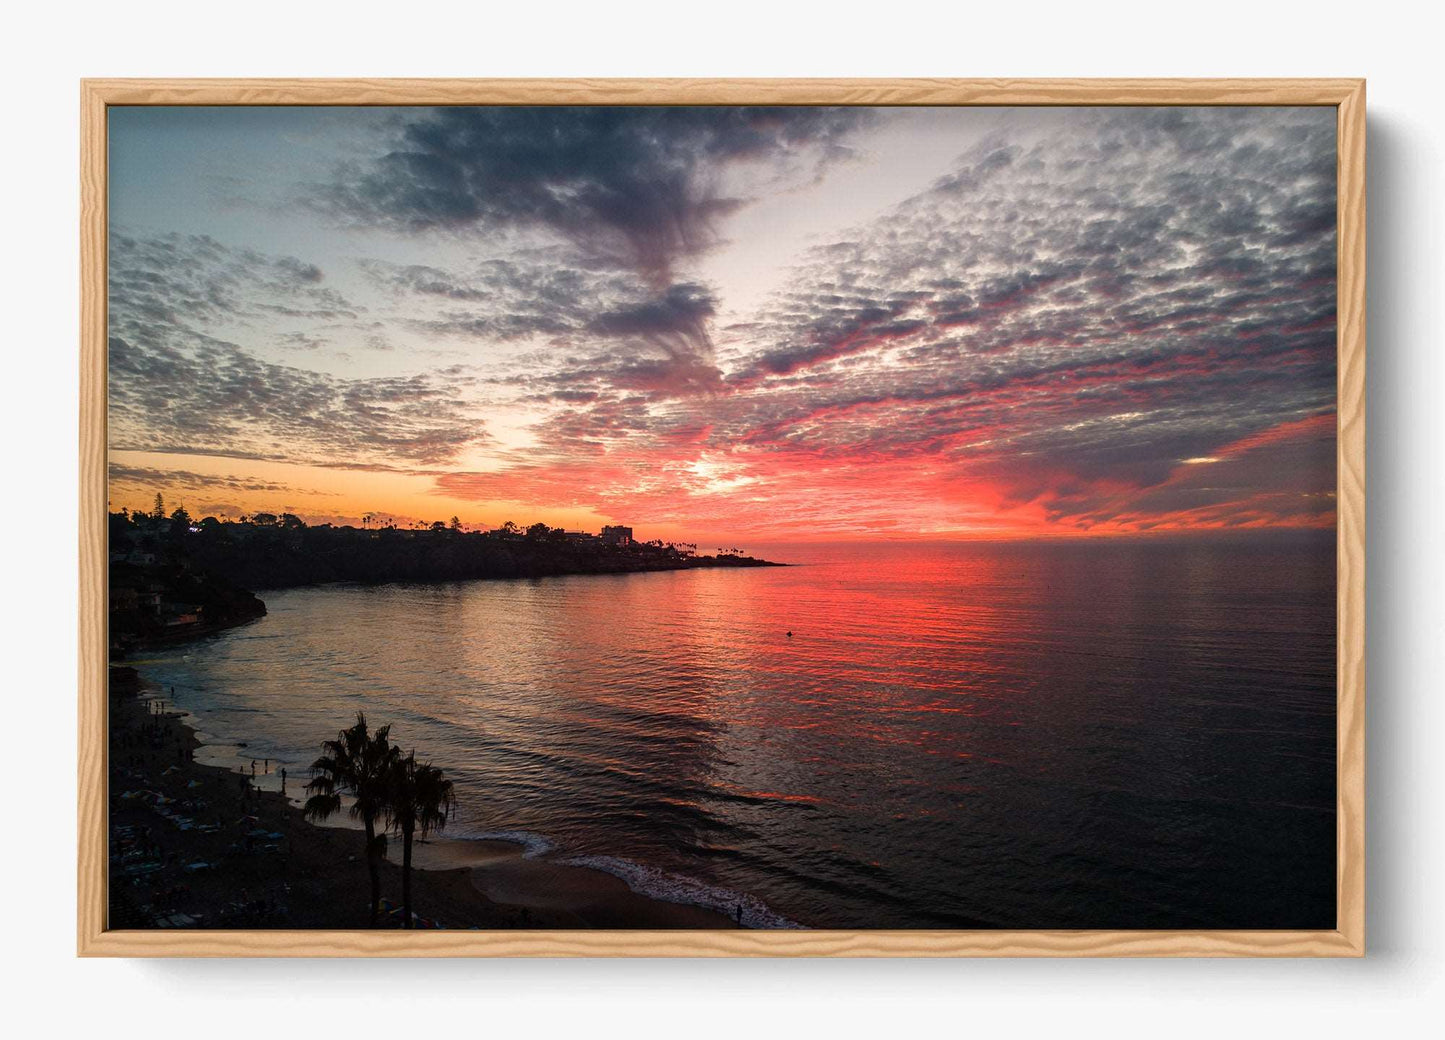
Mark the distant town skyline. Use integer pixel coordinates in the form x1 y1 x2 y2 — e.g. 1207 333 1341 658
108 106 1337 541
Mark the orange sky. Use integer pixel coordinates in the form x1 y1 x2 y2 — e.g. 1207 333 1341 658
107 406 1337 542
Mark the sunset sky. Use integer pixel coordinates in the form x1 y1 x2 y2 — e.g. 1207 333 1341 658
107 105 1337 541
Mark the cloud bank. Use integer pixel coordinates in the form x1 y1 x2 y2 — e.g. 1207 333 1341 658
434 107 1337 535
108 232 486 467
322 106 870 281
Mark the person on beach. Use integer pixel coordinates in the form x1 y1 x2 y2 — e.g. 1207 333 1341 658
279 767 286 794
251 760 256 777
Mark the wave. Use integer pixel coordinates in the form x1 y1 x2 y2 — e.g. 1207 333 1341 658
559 853 805 930
464 830 556 859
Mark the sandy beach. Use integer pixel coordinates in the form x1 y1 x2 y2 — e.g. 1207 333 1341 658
108 666 737 930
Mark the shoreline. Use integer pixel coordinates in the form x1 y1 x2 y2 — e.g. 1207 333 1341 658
247 554 789 592
238 552 788 594
108 666 739 930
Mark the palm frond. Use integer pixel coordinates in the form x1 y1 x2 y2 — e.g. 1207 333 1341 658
384 753 456 839
305 711 400 824
303 792 342 822
413 762 455 838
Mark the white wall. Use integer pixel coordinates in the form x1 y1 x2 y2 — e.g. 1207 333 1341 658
3 2 1440 1035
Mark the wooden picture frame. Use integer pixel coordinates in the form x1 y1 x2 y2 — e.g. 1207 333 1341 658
79 77 1365 957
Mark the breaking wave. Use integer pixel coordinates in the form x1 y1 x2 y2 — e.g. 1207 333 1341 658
561 853 804 929
466 830 556 859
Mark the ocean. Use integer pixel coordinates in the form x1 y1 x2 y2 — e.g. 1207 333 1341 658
133 535 1337 929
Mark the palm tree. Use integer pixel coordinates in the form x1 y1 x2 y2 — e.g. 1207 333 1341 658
303 712 398 927
385 752 455 929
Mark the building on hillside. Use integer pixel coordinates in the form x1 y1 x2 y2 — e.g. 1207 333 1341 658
600 525 633 547
163 604 205 628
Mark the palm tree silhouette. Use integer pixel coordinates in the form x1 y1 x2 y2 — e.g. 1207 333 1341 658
386 752 456 928
303 712 399 927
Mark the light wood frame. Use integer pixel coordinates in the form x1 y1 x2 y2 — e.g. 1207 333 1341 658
79 77 1366 957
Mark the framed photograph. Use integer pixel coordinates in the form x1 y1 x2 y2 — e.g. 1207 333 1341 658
79 78 1365 957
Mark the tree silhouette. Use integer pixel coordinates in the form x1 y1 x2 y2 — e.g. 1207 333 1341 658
303 713 399 926
385 752 455 929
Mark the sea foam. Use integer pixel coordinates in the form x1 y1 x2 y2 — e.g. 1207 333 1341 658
560 853 804 929
466 830 556 859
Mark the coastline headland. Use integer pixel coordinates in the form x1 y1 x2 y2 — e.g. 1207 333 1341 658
196 524 783 590
109 509 782 653
112 509 782 590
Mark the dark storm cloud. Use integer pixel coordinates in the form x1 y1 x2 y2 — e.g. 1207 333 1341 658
588 281 716 344
362 253 726 398
322 106 871 279
580 282 724 394
359 253 629 341
108 233 486 467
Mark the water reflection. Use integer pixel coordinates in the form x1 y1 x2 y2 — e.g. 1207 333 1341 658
141 536 1336 928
